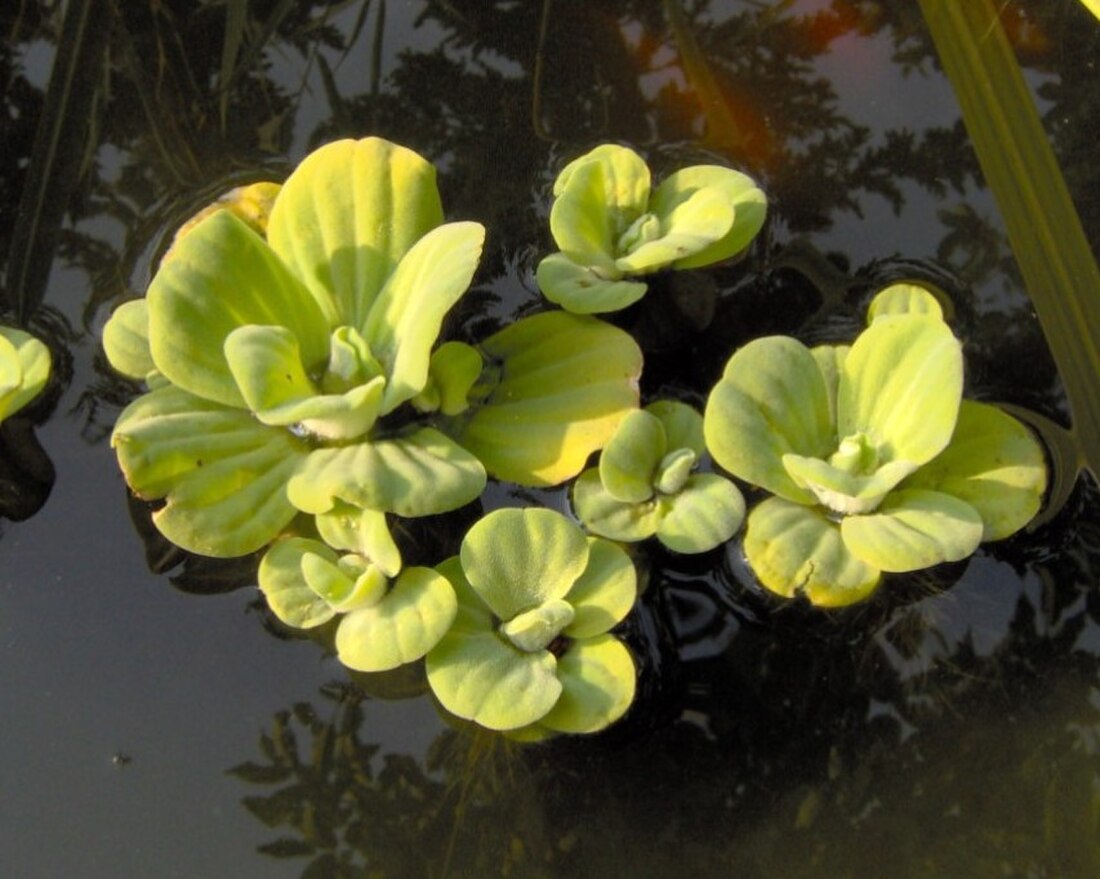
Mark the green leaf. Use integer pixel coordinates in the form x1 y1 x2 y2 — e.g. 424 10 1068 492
810 344 848 427
599 409 666 503
840 488 984 572
257 537 339 629
704 335 834 503
147 210 331 409
614 187 734 273
425 621 561 731
539 635 636 734
335 566 457 673
102 299 155 381
363 221 485 414
460 508 589 621
781 453 920 515
650 165 767 270
743 497 881 607
300 552 388 612
838 315 962 465
286 427 486 517
224 325 385 440
499 599 575 652
655 473 745 554
564 537 638 639
550 144 651 271
416 341 483 416
316 503 402 577
0 327 51 421
646 400 705 457
266 137 445 328
536 253 648 314
901 400 1048 541
572 468 660 543
866 283 944 323
653 448 697 495
113 385 307 556
450 312 642 486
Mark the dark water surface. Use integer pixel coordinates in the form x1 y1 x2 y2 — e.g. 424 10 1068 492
2 2 1099 877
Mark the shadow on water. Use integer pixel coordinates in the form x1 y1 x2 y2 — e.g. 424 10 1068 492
2 1 1099 877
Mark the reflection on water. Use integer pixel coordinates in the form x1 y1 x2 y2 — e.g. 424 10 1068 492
3 1 1100 876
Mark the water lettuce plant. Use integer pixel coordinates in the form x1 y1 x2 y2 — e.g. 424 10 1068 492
536 144 767 314
704 284 1048 606
426 508 637 735
0 326 51 424
573 400 745 553
103 137 488 560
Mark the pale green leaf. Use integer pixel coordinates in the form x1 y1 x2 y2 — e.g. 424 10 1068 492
901 400 1048 541
656 473 745 553
112 385 307 556
599 408 666 503
539 635 636 734
460 508 589 621
450 311 642 486
316 503 402 577
810 344 848 427
743 497 881 606
335 566 457 673
286 427 486 517
866 282 944 323
258 537 339 629
419 341 483 416
536 253 648 314
571 468 660 543
147 210 331 408
646 399 705 457
614 187 734 273
564 537 637 639
363 221 485 413
840 488 983 572
0 327 51 421
781 453 920 515
653 447 697 495
499 599 575 652
266 137 445 328
425 626 561 731
650 165 767 270
839 315 962 465
102 299 155 381
703 335 833 503
301 552 388 612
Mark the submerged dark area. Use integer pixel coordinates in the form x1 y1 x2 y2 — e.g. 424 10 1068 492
2 1 1099 876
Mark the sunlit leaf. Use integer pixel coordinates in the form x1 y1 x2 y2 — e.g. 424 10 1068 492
316 503 402 577
147 210 331 408
267 137 445 328
743 497 881 607
335 567 457 672
451 311 641 486
902 400 1048 541
460 508 589 621
500 599 575 652
647 399 706 457
536 253 648 314
840 488 983 572
614 187 734 273
838 314 963 465
704 335 833 503
0 327 51 422
563 537 637 639
363 221 485 413
102 299 155 381
286 427 485 517
257 537 339 629
572 468 661 543
866 283 944 323
599 408 666 503
113 385 307 556
655 473 745 553
539 635 636 734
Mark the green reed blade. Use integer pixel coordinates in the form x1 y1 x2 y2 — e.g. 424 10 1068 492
4 0 109 323
918 0 1100 491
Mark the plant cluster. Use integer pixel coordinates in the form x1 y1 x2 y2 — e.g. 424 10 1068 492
0 325 50 425
103 138 1048 737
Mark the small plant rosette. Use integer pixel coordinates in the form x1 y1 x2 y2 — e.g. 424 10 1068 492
0 326 51 425
425 508 638 735
573 399 745 553
103 137 491 560
703 283 1048 607
536 143 767 314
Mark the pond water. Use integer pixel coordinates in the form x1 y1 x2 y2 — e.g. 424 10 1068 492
2 1 1099 877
